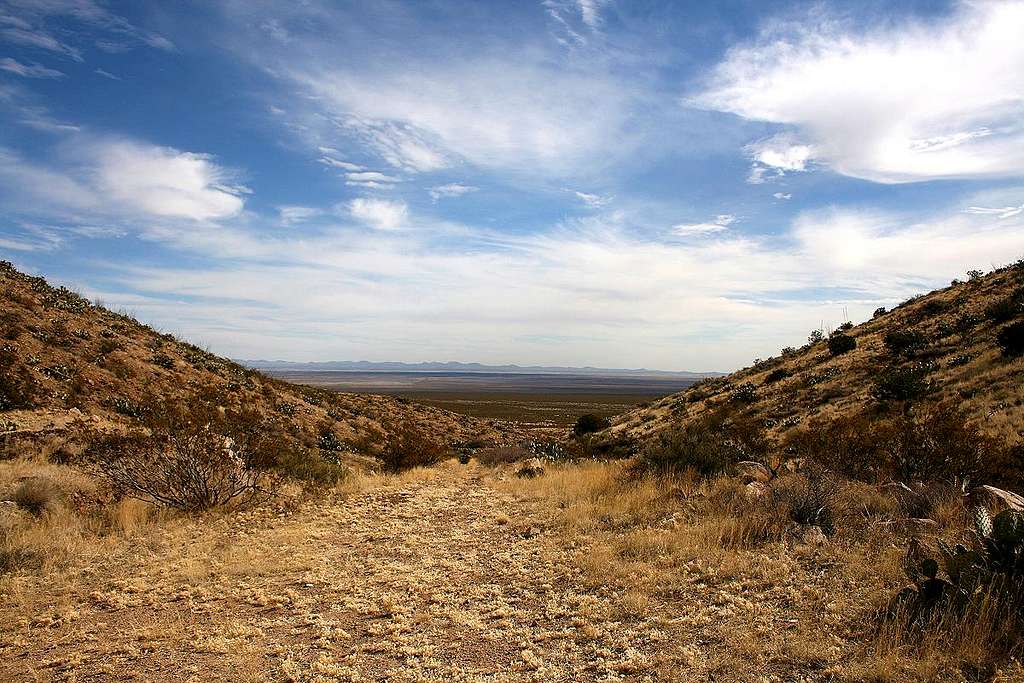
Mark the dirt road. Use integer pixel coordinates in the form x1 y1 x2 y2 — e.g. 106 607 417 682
1 464 683 682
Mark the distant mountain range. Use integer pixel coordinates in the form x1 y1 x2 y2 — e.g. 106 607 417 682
239 359 724 379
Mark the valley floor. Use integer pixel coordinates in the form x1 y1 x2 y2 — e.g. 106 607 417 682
3 461 1023 682
1 463 682 682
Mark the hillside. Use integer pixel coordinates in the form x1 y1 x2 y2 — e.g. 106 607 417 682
0 261 520 471
604 262 1024 450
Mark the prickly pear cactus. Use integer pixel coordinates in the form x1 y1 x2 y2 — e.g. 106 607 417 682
973 506 993 539
992 509 1024 546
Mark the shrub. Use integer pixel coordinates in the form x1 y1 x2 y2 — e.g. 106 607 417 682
573 413 610 437
921 299 952 316
873 362 936 402
827 332 857 356
150 352 175 369
996 321 1024 357
808 329 825 344
317 427 344 452
954 312 980 335
967 269 984 281
631 414 766 479
884 329 926 356
0 343 35 411
764 367 791 384
12 477 63 516
729 382 757 403
873 307 887 318
379 423 447 473
88 398 280 511
770 470 839 534
985 298 1021 323
838 321 854 331
781 346 797 356
787 407 1004 485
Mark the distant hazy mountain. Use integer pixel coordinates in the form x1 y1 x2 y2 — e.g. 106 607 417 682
239 359 724 378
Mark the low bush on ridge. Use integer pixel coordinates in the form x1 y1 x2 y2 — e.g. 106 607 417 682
378 423 447 473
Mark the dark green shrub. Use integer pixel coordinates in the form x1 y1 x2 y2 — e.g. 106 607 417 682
873 307 887 318
808 329 825 344
873 362 936 402
573 413 610 437
921 299 952 316
729 382 757 403
967 269 984 281
997 321 1024 357
884 329 926 356
631 414 766 479
150 352 175 369
954 312 980 334
0 343 35 411
788 406 1002 485
828 332 856 356
986 297 1021 323
764 367 791 384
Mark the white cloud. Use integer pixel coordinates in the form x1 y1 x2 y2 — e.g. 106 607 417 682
278 206 320 225
344 171 401 189
574 190 612 209
286 57 636 177
697 1 1024 183
94 68 121 80
87 197 1024 371
965 204 1024 219
672 214 736 236
318 154 363 172
430 183 477 201
348 197 408 230
91 140 246 221
773 192 792 200
0 25 82 60
0 138 246 222
0 57 63 78
338 118 448 173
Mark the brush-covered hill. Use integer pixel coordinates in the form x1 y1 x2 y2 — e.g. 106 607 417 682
0 261 520 473
604 261 1024 450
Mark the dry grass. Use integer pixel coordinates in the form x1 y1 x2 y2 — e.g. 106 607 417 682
496 459 1022 681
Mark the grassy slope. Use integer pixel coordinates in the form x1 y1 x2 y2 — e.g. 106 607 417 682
606 263 1024 449
0 261 521 465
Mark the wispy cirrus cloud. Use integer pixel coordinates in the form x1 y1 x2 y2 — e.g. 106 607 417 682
0 56 63 77
429 183 477 201
696 1 1024 184
672 214 735 236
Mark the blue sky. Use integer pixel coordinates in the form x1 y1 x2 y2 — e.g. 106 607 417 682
2 0 1023 371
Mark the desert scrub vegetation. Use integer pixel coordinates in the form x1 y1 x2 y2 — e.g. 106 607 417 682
87 396 283 511
378 422 447 473
573 413 610 437
827 331 857 355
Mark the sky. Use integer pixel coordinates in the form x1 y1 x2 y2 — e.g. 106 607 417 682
1 0 1024 372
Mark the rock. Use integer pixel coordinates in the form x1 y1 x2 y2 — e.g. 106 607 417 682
516 458 545 479
736 461 771 483
798 525 827 547
969 485 1024 512
744 482 768 499
68 408 83 417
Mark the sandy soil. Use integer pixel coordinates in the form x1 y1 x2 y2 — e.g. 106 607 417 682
2 464 701 682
